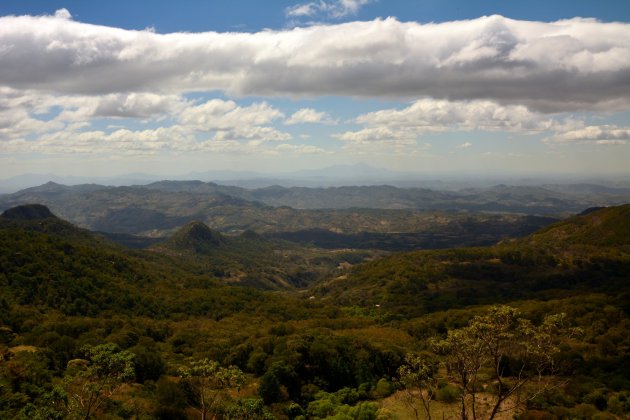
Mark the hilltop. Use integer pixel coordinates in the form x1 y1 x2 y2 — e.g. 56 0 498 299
0 203 56 220
163 221 228 253
151 220 371 289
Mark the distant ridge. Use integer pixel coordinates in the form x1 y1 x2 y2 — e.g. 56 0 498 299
1 204 56 220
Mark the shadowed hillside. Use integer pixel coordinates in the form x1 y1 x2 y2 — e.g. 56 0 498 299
313 204 630 316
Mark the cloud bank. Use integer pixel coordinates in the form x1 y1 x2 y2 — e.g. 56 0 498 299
1 12 629 112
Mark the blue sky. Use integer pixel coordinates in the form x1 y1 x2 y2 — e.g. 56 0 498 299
0 0 629 178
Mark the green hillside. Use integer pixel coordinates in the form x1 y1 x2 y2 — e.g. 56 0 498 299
523 204 630 247
313 205 630 316
151 220 375 289
0 205 302 318
0 204 629 419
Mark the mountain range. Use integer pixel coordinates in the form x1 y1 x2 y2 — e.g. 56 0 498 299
1 180 589 252
3 164 630 193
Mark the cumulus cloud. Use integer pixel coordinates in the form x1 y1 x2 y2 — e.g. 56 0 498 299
2 125 194 155
285 0 372 19
0 94 293 155
544 125 630 144
179 99 283 131
285 108 336 124
355 99 566 132
334 126 417 145
335 98 577 144
0 12 629 111
457 142 473 149
91 93 187 119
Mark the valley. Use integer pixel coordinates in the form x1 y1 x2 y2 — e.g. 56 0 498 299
0 182 628 419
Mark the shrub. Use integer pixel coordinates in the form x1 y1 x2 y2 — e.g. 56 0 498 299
436 384 460 403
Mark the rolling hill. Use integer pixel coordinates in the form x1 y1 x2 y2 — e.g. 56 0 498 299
312 204 630 316
150 221 372 289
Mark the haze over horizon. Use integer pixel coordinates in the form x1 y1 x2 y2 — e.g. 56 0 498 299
1 0 629 179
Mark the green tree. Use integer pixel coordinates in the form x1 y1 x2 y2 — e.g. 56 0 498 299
63 343 135 420
397 353 439 420
434 306 568 420
179 358 245 420
433 327 485 420
225 397 275 419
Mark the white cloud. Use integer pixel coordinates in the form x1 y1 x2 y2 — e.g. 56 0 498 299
354 99 564 133
1 13 628 112
457 142 473 149
0 88 188 124
285 108 336 125
595 140 627 145
54 8 72 20
2 125 193 155
285 0 372 19
285 3 319 18
335 98 575 144
179 99 290 142
91 93 187 119
334 126 417 145
0 108 64 140
0 95 293 155
544 125 630 144
180 99 283 131
270 143 328 154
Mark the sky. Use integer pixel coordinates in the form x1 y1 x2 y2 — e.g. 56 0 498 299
0 0 629 179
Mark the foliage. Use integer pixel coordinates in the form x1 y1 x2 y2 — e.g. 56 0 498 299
433 306 569 419
63 343 135 419
0 204 629 418
397 353 439 419
178 358 244 420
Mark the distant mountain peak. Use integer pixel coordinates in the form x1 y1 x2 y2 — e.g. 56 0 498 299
165 221 227 252
1 204 57 220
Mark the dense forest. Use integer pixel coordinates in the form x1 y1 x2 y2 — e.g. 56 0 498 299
0 202 629 419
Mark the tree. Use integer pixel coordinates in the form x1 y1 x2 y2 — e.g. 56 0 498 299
225 397 275 420
434 306 568 420
63 343 135 420
433 327 485 420
397 353 439 420
179 358 245 420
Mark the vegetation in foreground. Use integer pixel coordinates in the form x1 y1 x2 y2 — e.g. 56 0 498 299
0 204 629 419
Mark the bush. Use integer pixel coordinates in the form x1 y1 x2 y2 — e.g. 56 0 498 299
374 378 394 398
436 384 460 403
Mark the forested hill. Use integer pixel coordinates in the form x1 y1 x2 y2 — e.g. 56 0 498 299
314 204 630 316
0 205 301 317
522 203 630 247
149 220 365 289
1 203 629 419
